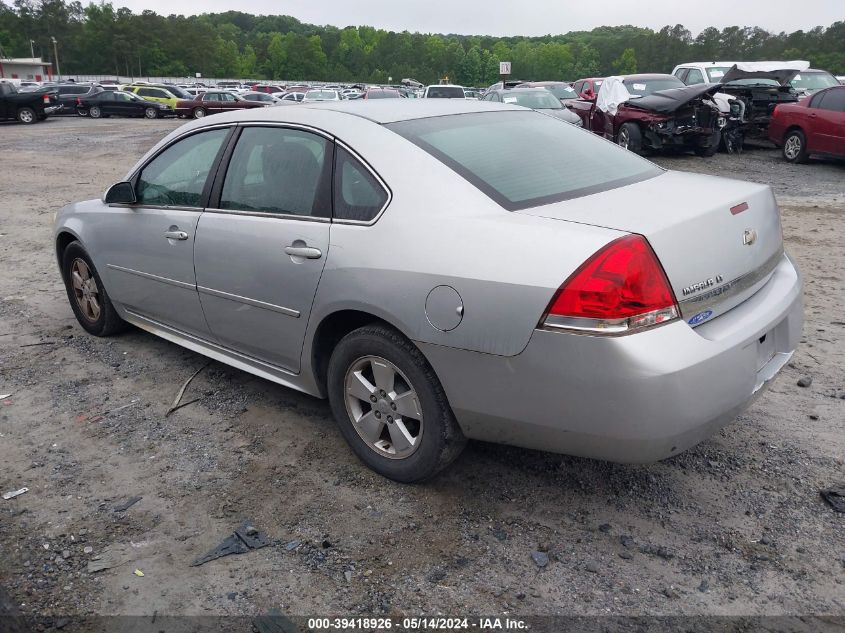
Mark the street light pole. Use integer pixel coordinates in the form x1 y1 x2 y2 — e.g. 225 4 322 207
29 39 35 58
51 36 61 81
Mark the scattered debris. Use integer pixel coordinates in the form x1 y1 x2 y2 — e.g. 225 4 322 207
284 540 300 551
20 341 56 347
0 394 11 400
190 520 271 567
797 376 813 388
2 487 28 500
166 362 210 417
113 496 142 512
531 551 549 568
133 569 145 577
820 485 845 513
83 546 93 555
87 547 133 573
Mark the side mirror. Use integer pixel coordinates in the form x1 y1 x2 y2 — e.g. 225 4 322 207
104 181 136 205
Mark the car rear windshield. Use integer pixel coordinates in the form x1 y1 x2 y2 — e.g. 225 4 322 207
544 84 578 100
427 86 465 98
387 111 661 211
501 91 561 109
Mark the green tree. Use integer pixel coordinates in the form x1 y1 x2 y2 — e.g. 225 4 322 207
612 47 638 74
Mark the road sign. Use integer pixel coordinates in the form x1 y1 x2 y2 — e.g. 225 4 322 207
195 72 202 78
499 61 511 75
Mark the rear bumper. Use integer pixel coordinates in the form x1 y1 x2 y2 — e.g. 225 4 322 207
418 253 803 463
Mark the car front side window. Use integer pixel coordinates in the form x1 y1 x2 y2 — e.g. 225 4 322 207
136 128 230 208
219 127 331 217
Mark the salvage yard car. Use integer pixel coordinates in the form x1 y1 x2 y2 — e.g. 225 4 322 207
482 87 583 125
175 91 269 118
0 80 59 123
53 100 802 482
768 85 845 162
568 74 724 155
76 90 175 119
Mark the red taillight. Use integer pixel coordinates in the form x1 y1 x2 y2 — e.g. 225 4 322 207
76 97 81 105
541 234 679 335
43 94 50 104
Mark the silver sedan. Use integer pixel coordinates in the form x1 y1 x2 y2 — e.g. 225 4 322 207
53 100 803 482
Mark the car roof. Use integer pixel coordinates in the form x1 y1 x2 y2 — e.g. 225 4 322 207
678 62 740 67
519 81 570 86
491 87 551 94
621 73 678 81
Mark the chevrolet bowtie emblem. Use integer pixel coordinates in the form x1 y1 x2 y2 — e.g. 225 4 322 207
742 229 757 246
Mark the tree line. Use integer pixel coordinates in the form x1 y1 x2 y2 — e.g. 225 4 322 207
1 1 844 84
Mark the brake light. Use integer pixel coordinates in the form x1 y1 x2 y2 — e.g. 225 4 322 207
76 97 81 106
541 234 679 335
43 94 50 104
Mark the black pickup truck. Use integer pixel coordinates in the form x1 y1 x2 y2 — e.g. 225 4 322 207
0 82 60 123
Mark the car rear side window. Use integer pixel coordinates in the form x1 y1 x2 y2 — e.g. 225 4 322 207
136 128 229 208
815 88 845 112
387 111 661 211
333 147 388 222
220 127 331 217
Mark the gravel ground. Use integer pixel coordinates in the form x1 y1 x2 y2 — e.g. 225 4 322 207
0 116 844 630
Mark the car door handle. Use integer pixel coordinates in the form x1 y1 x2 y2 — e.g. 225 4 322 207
284 245 322 259
164 230 189 241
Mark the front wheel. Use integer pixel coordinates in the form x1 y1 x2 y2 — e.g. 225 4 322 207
694 130 720 157
782 129 808 163
327 325 466 482
192 107 206 119
61 241 128 337
616 122 642 154
17 107 36 124
89 105 102 119
144 107 158 119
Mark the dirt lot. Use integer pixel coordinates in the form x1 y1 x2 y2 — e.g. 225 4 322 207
1 116 844 629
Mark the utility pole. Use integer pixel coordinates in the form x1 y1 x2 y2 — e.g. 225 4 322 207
30 40 35 58
51 36 61 81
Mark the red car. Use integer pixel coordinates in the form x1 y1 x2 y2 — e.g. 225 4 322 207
768 85 845 162
567 74 724 156
175 90 268 119
571 77 605 100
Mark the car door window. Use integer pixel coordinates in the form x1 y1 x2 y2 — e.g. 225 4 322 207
685 69 704 85
817 88 845 112
333 146 388 222
220 127 331 216
674 68 688 82
98 92 114 101
136 128 229 207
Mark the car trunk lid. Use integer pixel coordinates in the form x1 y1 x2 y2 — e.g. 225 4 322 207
516 170 784 326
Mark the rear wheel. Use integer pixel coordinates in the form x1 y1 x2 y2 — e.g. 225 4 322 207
782 129 808 163
192 107 206 119
61 241 128 337
144 107 158 119
89 106 102 119
327 324 466 482
616 123 642 154
17 107 36 124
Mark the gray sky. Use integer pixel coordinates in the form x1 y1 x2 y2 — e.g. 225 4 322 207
115 0 842 36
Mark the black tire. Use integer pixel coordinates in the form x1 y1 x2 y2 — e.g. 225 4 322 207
61 241 128 337
782 129 809 164
616 122 642 154
694 130 720 157
17 107 36 124
192 107 206 119
327 324 466 483
89 105 102 119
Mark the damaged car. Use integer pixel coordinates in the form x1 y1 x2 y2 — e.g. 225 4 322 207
567 74 724 156
672 61 809 151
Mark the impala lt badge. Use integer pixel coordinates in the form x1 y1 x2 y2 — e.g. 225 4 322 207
743 229 758 246
682 274 725 297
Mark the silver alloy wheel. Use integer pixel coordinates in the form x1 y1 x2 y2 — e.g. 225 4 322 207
70 258 101 322
18 109 34 123
617 127 630 149
89 106 101 119
193 108 206 118
343 355 423 459
784 134 801 160
144 107 157 119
